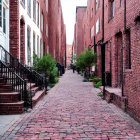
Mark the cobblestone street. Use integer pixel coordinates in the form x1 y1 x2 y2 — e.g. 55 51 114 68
1 70 140 140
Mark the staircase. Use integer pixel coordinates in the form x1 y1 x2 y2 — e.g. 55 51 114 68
0 45 47 114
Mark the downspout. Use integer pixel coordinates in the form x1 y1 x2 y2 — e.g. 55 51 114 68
122 0 126 96
102 0 105 97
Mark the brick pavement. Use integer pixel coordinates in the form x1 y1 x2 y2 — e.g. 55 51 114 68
0 70 140 140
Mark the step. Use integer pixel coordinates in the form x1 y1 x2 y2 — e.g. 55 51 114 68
31 86 40 93
0 101 24 115
27 83 36 89
0 92 19 103
0 85 13 92
0 78 6 84
32 89 46 107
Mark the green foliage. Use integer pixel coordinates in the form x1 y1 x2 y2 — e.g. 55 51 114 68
94 81 102 88
83 78 89 82
49 83 55 88
33 54 39 71
38 54 56 76
75 49 97 71
93 77 101 83
54 77 59 83
33 53 59 86
97 92 103 97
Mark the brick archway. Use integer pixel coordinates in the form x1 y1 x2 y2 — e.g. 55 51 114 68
20 16 25 63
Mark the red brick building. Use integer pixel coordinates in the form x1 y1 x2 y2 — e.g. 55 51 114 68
9 0 66 66
66 45 72 67
73 0 140 122
48 0 66 66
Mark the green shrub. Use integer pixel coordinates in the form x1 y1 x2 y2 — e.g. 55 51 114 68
97 92 103 97
83 78 89 82
49 67 58 83
49 83 55 88
93 77 101 83
54 77 59 83
94 81 102 88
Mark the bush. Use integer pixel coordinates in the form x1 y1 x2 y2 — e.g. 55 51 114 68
83 78 89 82
49 83 55 88
54 77 59 83
94 81 102 88
93 77 101 83
97 92 103 97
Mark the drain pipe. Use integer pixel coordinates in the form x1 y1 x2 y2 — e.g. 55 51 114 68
101 0 106 98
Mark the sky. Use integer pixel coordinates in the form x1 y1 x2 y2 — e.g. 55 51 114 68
60 0 87 45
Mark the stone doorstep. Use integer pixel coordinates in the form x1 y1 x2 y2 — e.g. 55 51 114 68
100 87 128 112
32 89 46 107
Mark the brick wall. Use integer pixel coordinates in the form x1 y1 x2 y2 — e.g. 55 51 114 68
74 0 140 122
9 0 19 58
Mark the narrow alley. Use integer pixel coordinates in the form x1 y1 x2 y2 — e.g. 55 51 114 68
1 70 140 140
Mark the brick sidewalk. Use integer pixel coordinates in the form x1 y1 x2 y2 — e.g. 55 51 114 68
0 70 140 140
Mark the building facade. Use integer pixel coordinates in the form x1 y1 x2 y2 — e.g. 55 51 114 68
0 0 9 52
73 0 140 122
48 0 66 66
9 0 66 66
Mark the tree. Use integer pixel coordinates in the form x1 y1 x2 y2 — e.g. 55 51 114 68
76 49 97 76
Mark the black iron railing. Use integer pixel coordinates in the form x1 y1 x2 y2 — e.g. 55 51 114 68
0 45 47 90
0 61 32 107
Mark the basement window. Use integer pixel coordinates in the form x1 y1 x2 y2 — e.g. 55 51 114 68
0 0 2 27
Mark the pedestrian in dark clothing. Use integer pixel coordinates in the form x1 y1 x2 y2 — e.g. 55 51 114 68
72 64 75 73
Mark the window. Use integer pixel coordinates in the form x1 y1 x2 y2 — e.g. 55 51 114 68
33 0 36 22
40 39 43 57
27 27 31 65
109 0 115 20
46 0 48 13
3 7 6 33
27 0 31 16
22 0 25 5
37 35 39 57
95 0 98 11
37 2 39 26
0 0 2 27
96 18 100 34
41 12 44 31
120 0 121 7
110 0 115 18
91 8 93 19
91 25 94 38
33 32 36 54
46 24 48 37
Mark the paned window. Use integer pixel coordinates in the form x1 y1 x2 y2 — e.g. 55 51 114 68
96 18 100 34
33 0 36 22
0 0 2 27
33 32 36 54
27 27 31 64
27 0 31 16
22 0 25 5
37 35 39 57
37 2 39 26
41 12 44 31
3 7 6 33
